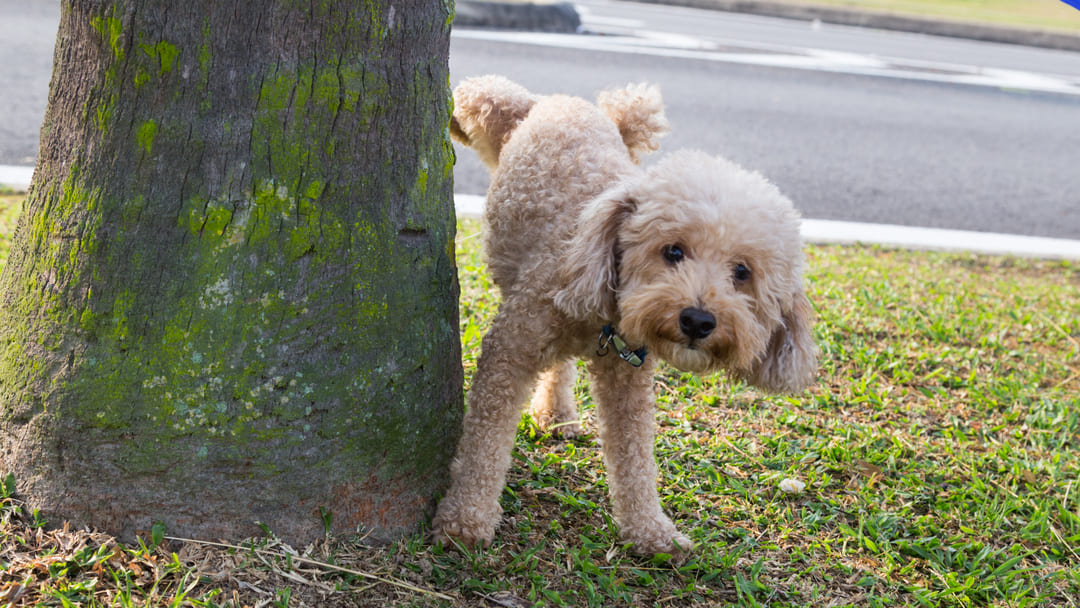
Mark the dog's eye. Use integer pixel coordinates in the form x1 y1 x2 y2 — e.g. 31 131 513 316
662 244 685 265
733 263 751 283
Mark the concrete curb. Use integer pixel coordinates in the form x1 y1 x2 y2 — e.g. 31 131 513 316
454 195 1080 260
455 0 581 33
799 218 1080 261
0 165 32 192
2 175 1076 260
617 0 1080 53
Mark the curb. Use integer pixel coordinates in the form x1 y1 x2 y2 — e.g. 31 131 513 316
799 219 1080 261
0 165 32 192
454 194 1080 261
617 0 1080 53
455 0 581 33
3 176 1077 261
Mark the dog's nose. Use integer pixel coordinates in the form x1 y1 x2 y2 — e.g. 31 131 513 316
679 307 716 340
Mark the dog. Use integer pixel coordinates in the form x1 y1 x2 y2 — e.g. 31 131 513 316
433 75 818 556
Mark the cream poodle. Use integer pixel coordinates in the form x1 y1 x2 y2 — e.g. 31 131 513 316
433 75 818 556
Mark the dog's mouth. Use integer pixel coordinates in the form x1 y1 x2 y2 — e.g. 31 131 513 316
648 319 746 374
623 309 747 373
666 317 731 356
622 302 771 375
643 328 726 373
687 336 734 362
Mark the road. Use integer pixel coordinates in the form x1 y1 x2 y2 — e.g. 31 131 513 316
0 0 57 166
3 0 1080 238
450 0 1080 239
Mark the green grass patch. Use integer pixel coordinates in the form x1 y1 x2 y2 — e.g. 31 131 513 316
0 195 23 267
774 0 1080 33
0 215 1077 606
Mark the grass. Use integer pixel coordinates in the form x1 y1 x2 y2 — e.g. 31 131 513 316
0 195 22 265
769 0 1080 33
1 204 1079 606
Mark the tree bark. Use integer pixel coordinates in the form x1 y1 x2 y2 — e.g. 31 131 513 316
0 0 462 544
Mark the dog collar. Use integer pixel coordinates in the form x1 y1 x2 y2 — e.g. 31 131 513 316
597 325 648 367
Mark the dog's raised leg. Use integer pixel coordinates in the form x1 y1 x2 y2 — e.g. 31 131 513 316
529 361 584 437
588 356 693 556
433 301 553 550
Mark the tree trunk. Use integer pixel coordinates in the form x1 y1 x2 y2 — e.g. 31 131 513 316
0 0 462 545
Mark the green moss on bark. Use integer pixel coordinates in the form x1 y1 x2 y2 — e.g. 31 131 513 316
90 14 124 60
136 120 157 154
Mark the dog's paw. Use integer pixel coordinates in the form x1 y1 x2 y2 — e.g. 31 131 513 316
431 519 494 551
529 403 585 438
543 418 586 439
529 407 585 438
431 501 497 551
621 522 693 557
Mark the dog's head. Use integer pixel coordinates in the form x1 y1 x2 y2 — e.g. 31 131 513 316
554 150 818 393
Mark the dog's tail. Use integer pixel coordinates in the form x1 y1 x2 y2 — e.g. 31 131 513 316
450 75 537 171
597 83 669 164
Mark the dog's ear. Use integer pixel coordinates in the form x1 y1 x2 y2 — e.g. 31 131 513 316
553 187 636 323
744 288 819 394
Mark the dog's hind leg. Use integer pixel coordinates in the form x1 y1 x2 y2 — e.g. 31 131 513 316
588 355 693 556
529 360 583 437
433 299 556 550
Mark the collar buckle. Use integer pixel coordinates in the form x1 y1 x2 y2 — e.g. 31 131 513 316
597 325 648 367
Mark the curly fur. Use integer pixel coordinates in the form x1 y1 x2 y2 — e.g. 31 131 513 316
434 76 819 556
597 82 669 163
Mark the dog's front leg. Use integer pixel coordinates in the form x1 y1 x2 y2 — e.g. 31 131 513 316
588 356 693 556
433 301 553 550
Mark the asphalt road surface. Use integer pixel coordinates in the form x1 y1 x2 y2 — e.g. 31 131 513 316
450 0 1080 239
3 0 1080 238
0 0 57 166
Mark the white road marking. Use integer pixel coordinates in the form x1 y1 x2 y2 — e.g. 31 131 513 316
573 6 644 29
452 28 1080 96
